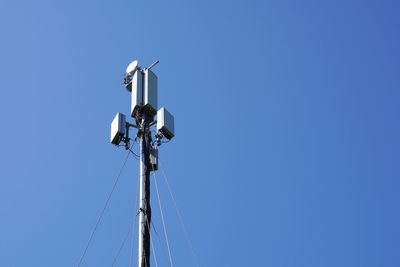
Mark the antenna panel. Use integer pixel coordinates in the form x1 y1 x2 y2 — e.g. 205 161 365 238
111 113 126 145
157 107 174 140
131 70 143 118
144 69 158 115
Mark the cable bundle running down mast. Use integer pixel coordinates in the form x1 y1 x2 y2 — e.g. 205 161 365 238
111 60 175 267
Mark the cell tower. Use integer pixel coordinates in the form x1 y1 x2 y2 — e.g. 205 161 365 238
110 60 175 267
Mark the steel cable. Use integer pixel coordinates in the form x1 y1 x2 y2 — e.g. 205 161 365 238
112 163 141 267
152 168 174 267
146 218 159 267
151 220 173 265
110 218 134 267
159 161 200 267
129 167 141 267
77 150 131 267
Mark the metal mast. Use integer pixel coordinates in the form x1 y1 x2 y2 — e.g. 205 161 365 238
138 112 152 267
110 60 175 267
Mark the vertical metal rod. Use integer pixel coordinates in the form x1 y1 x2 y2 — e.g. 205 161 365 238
138 114 151 267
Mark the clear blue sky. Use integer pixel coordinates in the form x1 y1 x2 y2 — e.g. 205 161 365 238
0 0 399 266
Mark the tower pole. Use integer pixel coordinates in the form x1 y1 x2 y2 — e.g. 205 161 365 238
112 60 174 267
138 112 152 267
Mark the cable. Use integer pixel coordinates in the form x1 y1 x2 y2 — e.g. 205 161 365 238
111 217 134 267
146 218 159 267
159 161 200 267
150 221 171 266
112 163 141 267
130 168 141 267
128 148 140 159
77 150 131 267
152 168 174 267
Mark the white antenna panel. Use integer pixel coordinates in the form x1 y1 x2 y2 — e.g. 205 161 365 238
111 113 126 145
131 70 143 118
144 69 158 115
157 107 174 140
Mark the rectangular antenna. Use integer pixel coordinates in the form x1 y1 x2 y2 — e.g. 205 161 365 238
144 69 158 115
131 71 143 118
110 113 126 145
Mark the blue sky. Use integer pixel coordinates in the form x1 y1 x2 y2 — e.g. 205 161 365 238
0 0 399 266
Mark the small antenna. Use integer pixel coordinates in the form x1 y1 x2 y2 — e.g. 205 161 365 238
147 60 159 70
